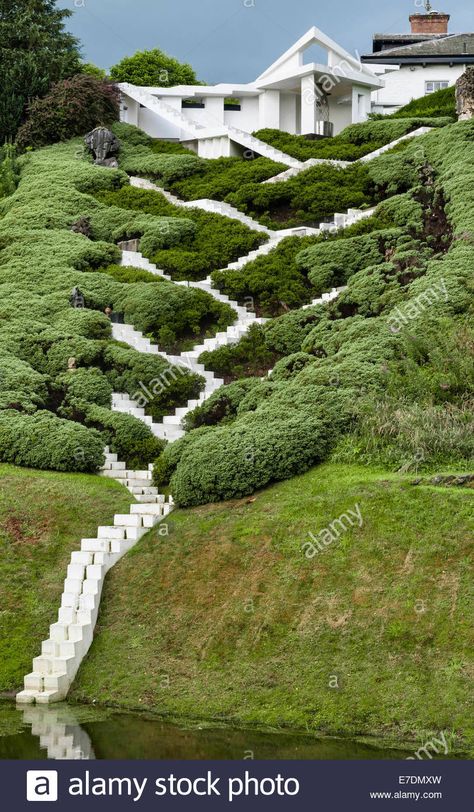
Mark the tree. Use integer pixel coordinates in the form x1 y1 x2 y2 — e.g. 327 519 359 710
110 48 199 87
16 75 120 150
80 62 108 80
0 0 81 142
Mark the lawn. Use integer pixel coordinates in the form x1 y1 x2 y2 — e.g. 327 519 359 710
0 465 132 693
70 463 474 755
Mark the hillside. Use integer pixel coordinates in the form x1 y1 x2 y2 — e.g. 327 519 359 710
0 465 131 693
0 105 472 743
70 464 474 755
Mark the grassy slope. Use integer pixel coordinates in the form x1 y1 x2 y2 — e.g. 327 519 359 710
71 464 474 754
0 465 132 693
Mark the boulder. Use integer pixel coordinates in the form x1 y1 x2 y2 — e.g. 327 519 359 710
85 127 120 166
456 68 474 120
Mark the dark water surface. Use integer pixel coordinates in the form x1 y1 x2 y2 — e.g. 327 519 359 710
0 704 413 760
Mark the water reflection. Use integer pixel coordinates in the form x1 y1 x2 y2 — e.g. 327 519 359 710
19 706 95 760
0 704 414 761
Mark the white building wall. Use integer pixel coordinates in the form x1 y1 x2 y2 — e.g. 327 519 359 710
259 90 281 129
300 75 317 134
328 99 352 135
280 93 298 134
204 97 225 127
352 84 371 123
138 108 180 139
122 97 139 126
224 96 260 131
371 63 465 112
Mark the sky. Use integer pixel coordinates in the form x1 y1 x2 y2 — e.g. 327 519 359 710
58 0 474 82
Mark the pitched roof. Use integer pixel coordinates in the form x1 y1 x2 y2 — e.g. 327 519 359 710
256 26 371 81
362 33 474 61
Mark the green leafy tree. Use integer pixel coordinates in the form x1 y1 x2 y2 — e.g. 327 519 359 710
80 62 108 80
0 0 81 142
110 48 199 87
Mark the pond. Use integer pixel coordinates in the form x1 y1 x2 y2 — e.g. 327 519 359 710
0 703 414 760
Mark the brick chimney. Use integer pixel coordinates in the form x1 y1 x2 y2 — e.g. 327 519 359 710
409 10 450 35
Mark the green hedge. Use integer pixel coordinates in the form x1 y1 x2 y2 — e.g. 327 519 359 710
183 378 262 431
211 213 392 317
170 394 351 507
113 280 235 352
386 87 456 121
199 324 279 381
118 143 204 185
170 156 286 201
96 185 266 280
296 228 403 293
0 410 104 472
81 403 165 470
253 117 452 162
103 343 203 421
225 162 374 229
58 367 113 408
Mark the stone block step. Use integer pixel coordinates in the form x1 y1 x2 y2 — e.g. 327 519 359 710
81 538 111 553
130 502 164 515
113 513 143 527
97 526 126 540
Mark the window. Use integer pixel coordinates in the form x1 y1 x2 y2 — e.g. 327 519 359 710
425 81 449 95
224 97 241 111
181 98 205 109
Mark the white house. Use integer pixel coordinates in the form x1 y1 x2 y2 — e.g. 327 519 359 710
119 27 383 165
361 3 474 115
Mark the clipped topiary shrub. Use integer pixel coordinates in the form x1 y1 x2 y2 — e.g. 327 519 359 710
170 156 286 201
58 367 113 409
96 184 266 281
225 161 374 229
81 403 165 469
253 118 452 162
0 409 104 472
183 378 262 431
296 228 402 294
170 407 343 507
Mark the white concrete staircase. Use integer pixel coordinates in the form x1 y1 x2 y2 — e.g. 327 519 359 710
16 449 173 705
263 156 350 184
19 705 96 760
302 285 347 310
129 175 275 235
112 244 268 440
120 84 210 140
120 84 302 169
113 195 377 441
318 206 377 233
226 124 303 168
262 126 434 184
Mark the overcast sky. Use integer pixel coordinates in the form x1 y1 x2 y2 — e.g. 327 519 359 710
59 0 473 82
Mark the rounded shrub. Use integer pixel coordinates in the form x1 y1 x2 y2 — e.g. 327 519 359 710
183 378 262 431
81 403 165 469
58 367 113 408
0 409 104 472
170 412 337 507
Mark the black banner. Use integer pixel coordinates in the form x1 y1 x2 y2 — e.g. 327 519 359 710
2 759 472 810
